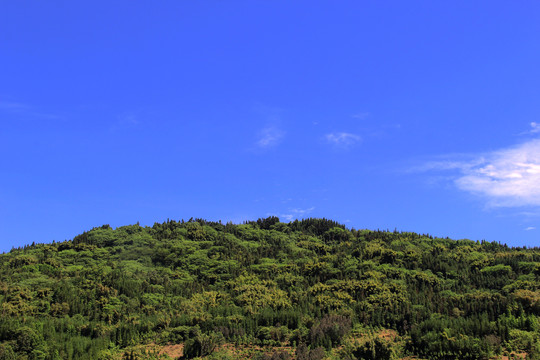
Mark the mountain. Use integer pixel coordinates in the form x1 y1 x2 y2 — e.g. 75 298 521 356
1 217 539 360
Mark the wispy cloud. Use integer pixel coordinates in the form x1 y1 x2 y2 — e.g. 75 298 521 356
119 113 140 125
529 122 540 134
517 122 540 135
420 139 540 207
325 132 361 147
0 101 26 110
524 226 536 231
352 112 370 120
257 126 285 148
251 103 286 149
0 100 60 119
280 207 315 221
109 112 143 133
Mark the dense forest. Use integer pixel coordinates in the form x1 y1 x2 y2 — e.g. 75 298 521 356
1 217 540 359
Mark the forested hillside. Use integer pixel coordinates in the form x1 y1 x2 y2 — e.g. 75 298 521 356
1 217 540 360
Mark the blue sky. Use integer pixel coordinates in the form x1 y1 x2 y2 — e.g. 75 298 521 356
1 1 540 251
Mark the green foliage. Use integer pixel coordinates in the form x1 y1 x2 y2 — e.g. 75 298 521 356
1 216 540 359
14 327 42 354
295 343 325 360
0 344 16 360
309 314 351 349
183 331 223 359
341 337 394 360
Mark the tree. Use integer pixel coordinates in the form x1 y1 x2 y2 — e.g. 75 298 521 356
183 332 223 359
0 344 16 360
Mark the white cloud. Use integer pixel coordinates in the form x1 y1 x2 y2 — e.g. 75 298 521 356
424 139 540 207
325 132 361 147
530 122 540 134
109 112 142 132
257 127 284 148
0 101 26 110
0 100 59 119
352 112 370 119
518 122 540 135
280 207 315 221
524 226 536 231
119 113 139 125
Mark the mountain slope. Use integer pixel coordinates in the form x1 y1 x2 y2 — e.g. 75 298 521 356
1 218 539 359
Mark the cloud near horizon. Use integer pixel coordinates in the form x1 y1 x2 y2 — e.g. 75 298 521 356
280 207 315 221
421 139 540 207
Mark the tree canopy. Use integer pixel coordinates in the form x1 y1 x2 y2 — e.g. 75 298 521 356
1 217 540 359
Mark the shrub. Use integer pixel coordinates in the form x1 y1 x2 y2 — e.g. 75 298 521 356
183 332 223 359
296 343 325 360
0 344 16 360
309 314 351 349
343 337 393 360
